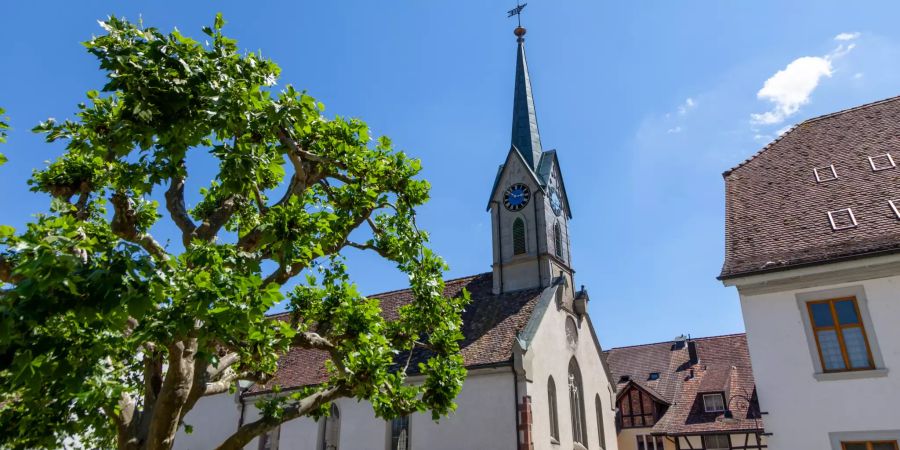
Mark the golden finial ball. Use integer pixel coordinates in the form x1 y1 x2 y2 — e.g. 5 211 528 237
514 27 527 37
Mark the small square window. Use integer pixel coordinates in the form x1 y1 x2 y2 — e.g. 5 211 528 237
815 164 839 182
828 208 858 231
702 393 725 412
868 153 896 172
890 200 900 220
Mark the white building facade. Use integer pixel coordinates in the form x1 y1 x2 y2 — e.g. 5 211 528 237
721 97 900 450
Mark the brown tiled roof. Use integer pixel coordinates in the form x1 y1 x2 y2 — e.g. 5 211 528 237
605 334 764 436
721 95 900 279
248 272 543 395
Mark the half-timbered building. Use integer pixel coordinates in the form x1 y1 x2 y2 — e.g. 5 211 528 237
606 334 767 450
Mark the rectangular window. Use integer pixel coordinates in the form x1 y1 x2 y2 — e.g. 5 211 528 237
703 393 725 413
704 434 731 450
636 434 665 450
842 441 899 450
807 297 875 372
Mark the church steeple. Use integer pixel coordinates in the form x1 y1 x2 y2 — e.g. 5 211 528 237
510 26 543 170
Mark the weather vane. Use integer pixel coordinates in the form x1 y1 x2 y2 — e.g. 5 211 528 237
507 1 527 28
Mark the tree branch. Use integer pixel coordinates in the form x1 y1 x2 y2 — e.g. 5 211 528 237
214 385 349 450
146 338 198 450
194 194 240 242
165 174 197 247
0 255 22 284
110 192 167 260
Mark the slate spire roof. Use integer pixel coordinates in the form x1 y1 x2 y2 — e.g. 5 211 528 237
510 27 543 170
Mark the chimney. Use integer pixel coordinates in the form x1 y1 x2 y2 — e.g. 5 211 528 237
688 339 699 365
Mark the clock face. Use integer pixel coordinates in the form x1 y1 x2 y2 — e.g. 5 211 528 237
549 187 563 216
503 183 531 211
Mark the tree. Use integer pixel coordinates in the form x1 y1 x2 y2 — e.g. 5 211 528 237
0 15 468 450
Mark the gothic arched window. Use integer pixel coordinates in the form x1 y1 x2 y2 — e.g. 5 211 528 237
568 358 587 445
548 376 560 442
513 218 526 255
390 415 410 450
554 222 562 258
321 403 341 450
596 394 606 449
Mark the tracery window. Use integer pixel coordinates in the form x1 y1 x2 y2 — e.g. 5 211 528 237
568 358 587 445
389 415 410 450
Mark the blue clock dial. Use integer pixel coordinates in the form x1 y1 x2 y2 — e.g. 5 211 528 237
503 183 531 211
549 187 563 216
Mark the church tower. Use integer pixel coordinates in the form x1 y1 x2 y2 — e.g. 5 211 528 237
487 25 574 296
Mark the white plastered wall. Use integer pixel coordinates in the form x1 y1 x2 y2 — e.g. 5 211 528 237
737 271 900 450
523 286 619 450
174 369 516 450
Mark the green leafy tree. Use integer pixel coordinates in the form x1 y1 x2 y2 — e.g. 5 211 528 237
0 15 467 450
0 107 9 165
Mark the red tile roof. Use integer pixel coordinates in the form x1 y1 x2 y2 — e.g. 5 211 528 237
605 334 764 436
248 272 543 395
721 95 900 279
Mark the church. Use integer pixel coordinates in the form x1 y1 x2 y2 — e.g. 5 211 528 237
175 23 620 450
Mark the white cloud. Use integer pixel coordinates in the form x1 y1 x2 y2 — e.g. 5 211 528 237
835 32 860 41
776 125 792 136
854 72 864 79
667 126 683 134
677 97 696 115
750 56 833 124
750 35 860 125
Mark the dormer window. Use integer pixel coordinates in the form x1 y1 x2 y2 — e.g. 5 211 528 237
648 372 660 381
868 153 896 172
619 375 631 383
814 164 838 182
702 393 725 413
828 208 858 231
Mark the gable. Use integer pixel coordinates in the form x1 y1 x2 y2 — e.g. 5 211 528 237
537 151 572 219
486 146 546 211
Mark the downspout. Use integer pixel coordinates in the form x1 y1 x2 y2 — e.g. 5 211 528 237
512 363 521 450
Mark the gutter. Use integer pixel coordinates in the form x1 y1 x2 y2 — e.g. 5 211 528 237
719 245 900 282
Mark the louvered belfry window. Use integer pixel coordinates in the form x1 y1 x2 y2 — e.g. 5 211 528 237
554 222 562 258
513 218 526 255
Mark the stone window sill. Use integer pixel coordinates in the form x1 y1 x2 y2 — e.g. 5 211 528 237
813 368 889 381
550 438 560 446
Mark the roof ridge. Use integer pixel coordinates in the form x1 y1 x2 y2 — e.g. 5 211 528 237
606 332 747 351
265 272 490 319
723 94 900 177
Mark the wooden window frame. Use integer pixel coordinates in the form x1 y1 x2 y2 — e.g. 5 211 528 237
702 393 726 413
807 297 875 373
636 434 664 450
841 441 899 450
703 434 732 450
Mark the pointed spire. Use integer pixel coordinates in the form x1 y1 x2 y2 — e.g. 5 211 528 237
510 26 543 170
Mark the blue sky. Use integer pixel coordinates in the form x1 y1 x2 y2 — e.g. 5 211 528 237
2 1 900 349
